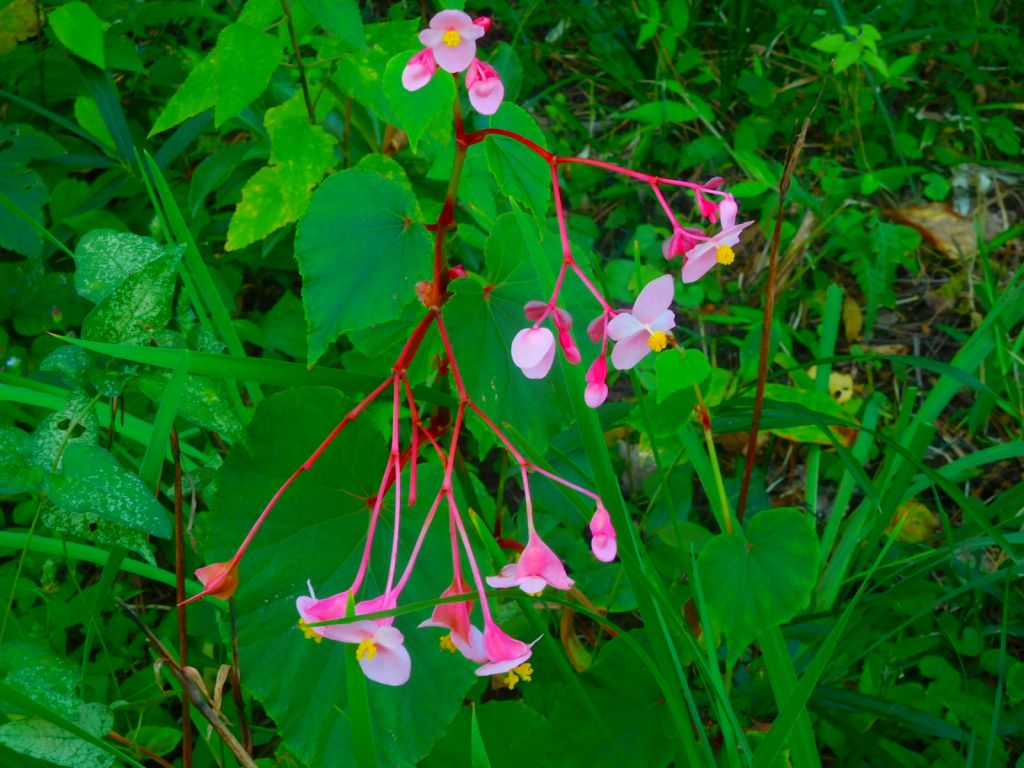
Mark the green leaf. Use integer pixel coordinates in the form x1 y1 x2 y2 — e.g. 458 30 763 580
73 229 175 303
620 101 699 125
300 0 365 48
0 163 47 259
0 426 43 494
922 172 950 201
203 387 476 767
0 704 115 768
811 33 845 54
295 168 431 364
47 443 171 538
150 20 283 134
484 104 550 215
697 507 818 653
655 347 711 403
48 2 106 68
29 389 100 471
81 247 181 345
137 371 246 444
226 94 337 251
383 51 454 152
41 506 157 565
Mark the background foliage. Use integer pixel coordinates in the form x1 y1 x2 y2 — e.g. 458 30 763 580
1 0 1022 766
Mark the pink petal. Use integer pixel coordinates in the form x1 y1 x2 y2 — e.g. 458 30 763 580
419 28 443 47
192 561 239 601
516 576 549 594
359 641 411 686
589 507 617 562
475 620 537 675
486 563 521 589
681 244 717 284
433 40 477 73
521 341 555 380
591 534 617 562
402 50 436 91
452 624 488 663
606 312 642 342
469 78 504 115
650 309 676 334
584 381 608 408
557 327 581 365
511 327 555 370
517 532 574 591
719 197 738 230
610 333 651 370
429 9 474 31
586 314 607 344
523 300 547 321
632 274 675 324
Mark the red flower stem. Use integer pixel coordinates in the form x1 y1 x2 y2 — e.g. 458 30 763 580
463 128 554 161
383 378 403 599
394 310 436 371
214 374 394 581
392 489 445 595
466 401 525 464
557 156 720 195
650 183 681 229
350 440 400 596
434 314 468 399
529 464 601 504
520 465 536 533
449 492 494 624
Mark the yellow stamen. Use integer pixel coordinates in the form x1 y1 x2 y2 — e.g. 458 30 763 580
297 620 322 644
504 662 534 690
439 634 458 653
647 331 669 352
716 245 735 265
356 638 378 660
442 29 461 47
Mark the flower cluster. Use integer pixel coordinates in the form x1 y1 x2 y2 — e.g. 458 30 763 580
402 10 504 116
504 152 753 408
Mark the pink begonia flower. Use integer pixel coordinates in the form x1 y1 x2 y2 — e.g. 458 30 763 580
475 618 538 676
418 576 487 663
681 196 754 284
584 356 608 408
418 10 485 73
589 504 617 562
401 48 437 91
465 59 504 115
662 226 704 261
296 585 410 686
487 530 574 594
606 274 676 370
511 327 555 379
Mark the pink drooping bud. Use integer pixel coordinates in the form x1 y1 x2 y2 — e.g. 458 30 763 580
695 190 718 223
476 619 537 676
182 560 239 604
662 227 704 260
584 356 608 408
402 48 437 91
465 59 504 116
589 503 617 562
473 16 492 32
557 327 581 365
511 327 556 379
447 264 468 280
719 195 738 230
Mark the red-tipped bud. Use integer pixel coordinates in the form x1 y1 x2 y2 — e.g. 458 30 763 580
473 16 492 31
183 561 239 605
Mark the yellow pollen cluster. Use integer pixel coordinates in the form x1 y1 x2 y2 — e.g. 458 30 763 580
439 634 458 653
504 662 534 690
297 619 322 644
442 29 461 47
647 331 669 352
716 245 735 266
356 638 378 661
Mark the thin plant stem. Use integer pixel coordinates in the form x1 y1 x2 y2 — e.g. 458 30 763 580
279 0 315 123
170 429 192 768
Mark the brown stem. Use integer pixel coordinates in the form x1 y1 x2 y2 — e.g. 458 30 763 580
229 599 253 754
171 428 192 768
736 77 829 521
280 0 315 123
117 598 259 768
107 731 176 768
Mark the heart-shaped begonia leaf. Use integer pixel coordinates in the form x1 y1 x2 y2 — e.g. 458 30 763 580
697 507 818 654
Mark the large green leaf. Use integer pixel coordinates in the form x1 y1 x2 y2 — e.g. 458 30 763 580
47 443 171 539
443 214 568 450
150 20 283 134
383 51 454 152
295 169 431 364
73 229 174 303
226 94 337 251
697 507 818 653
300 0 365 48
203 387 478 768
484 104 550 215
0 426 43 494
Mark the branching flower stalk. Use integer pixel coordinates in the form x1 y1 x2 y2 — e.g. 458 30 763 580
185 10 755 689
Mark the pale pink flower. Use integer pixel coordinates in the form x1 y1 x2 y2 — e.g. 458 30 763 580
511 327 555 379
487 530 574 594
584 356 608 408
606 274 676 370
681 196 754 284
589 504 617 562
475 619 538 676
465 59 504 115
401 48 437 91
418 575 487 663
295 585 410 685
418 10 485 73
